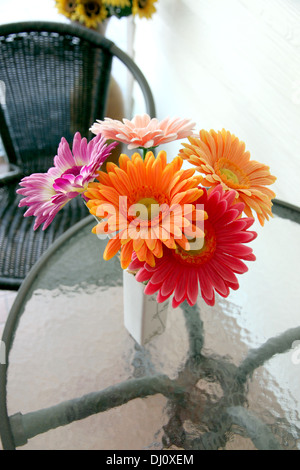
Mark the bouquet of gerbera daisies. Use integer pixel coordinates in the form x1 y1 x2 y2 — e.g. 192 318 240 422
18 114 276 310
55 0 158 29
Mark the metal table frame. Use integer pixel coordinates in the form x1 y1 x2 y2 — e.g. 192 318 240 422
1 200 300 450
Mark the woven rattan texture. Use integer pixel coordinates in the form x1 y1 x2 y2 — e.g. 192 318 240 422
0 30 110 174
0 183 89 286
0 26 113 288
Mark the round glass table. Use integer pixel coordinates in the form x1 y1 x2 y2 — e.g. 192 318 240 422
1 202 300 450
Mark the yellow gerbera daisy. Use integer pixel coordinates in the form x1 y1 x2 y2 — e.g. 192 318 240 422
103 0 131 7
132 0 157 19
73 0 108 28
55 0 78 18
85 151 206 269
179 129 276 226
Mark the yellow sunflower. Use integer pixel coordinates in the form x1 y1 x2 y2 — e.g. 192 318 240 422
103 0 131 7
55 0 78 18
132 0 157 19
73 0 108 28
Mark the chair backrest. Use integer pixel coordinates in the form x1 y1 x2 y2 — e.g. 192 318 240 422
0 21 156 176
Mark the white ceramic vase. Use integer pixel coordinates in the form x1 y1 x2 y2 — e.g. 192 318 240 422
123 270 169 346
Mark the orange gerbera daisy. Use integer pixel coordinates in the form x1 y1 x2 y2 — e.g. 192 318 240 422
179 129 276 226
85 151 206 269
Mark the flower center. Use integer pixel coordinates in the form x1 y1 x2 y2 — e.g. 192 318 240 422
62 165 82 177
135 197 160 220
130 187 169 208
174 221 216 266
216 158 249 189
84 1 101 16
220 168 239 184
138 0 148 8
65 0 77 12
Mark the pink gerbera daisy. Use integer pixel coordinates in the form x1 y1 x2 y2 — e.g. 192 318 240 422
128 185 257 307
17 132 117 230
90 114 195 150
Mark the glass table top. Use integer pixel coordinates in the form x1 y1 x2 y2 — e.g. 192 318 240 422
1 209 300 450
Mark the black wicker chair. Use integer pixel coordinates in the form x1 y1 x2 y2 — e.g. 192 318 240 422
0 21 156 290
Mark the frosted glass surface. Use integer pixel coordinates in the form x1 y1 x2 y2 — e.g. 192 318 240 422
5 213 300 450
1 0 300 449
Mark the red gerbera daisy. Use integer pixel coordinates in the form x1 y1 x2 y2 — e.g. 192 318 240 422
128 185 257 307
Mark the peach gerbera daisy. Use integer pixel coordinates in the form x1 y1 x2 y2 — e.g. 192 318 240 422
90 114 195 150
85 151 206 269
179 129 276 226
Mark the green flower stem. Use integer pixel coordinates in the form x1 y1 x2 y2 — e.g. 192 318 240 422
142 147 147 160
139 146 157 160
